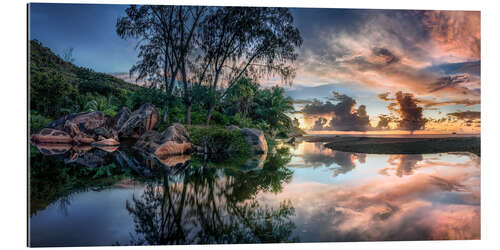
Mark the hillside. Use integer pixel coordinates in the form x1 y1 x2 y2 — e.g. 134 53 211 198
30 39 141 96
29 40 155 133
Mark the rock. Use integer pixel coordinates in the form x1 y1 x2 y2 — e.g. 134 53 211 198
134 123 191 157
118 104 159 138
162 123 190 143
47 111 113 135
96 146 119 153
226 125 240 131
73 133 95 145
64 120 80 137
31 128 73 144
64 150 107 169
156 155 191 168
241 152 267 172
32 143 72 156
94 127 118 140
241 128 268 154
155 141 191 157
114 107 131 130
92 138 120 147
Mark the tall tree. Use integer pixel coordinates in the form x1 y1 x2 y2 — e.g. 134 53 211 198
196 7 303 125
116 5 206 124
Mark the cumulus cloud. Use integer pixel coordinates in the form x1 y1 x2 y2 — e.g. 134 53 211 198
379 91 427 132
301 92 370 131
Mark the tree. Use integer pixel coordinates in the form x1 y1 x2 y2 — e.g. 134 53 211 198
116 5 206 124
30 71 77 118
252 86 294 135
224 78 259 118
196 7 303 125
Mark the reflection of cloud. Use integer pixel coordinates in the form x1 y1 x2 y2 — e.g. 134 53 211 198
299 142 365 176
382 154 424 177
258 152 480 241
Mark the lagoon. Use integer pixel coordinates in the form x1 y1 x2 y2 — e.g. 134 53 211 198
28 141 480 246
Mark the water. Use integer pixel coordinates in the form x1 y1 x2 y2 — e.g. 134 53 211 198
28 141 480 246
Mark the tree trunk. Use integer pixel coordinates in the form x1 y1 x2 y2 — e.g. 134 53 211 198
162 104 169 123
205 104 214 126
185 102 191 125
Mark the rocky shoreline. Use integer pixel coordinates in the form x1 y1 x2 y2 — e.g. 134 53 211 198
30 104 269 165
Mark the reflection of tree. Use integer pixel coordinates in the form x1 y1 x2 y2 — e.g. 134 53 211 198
125 147 297 245
29 145 133 216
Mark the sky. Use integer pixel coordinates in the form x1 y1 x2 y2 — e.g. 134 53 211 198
29 3 481 134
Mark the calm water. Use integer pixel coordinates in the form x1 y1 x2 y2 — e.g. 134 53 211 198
28 141 480 246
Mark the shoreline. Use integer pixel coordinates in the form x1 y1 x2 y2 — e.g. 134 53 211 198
300 136 480 156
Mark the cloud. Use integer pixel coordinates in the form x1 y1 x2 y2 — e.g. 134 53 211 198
420 11 480 60
379 91 427 131
301 92 370 131
447 111 480 120
292 9 480 106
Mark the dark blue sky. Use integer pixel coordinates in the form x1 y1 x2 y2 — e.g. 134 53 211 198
29 3 365 74
29 3 138 73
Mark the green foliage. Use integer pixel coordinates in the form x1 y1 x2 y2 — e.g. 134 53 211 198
251 86 294 135
125 87 167 110
30 40 140 118
188 126 250 156
92 163 118 178
30 70 78 118
29 40 300 140
29 111 52 134
85 95 118 116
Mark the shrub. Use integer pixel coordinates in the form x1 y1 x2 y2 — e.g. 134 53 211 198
187 126 250 157
30 111 52 134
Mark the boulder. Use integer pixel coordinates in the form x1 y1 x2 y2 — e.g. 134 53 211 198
240 128 268 154
31 128 73 144
156 155 191 168
134 123 191 157
226 125 240 131
92 138 120 147
241 152 267 172
155 141 191 157
64 120 80 137
94 127 118 140
114 107 131 130
47 111 113 135
118 104 159 138
32 143 72 156
73 133 95 145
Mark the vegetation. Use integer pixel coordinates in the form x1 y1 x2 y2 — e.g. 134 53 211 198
187 126 250 156
115 6 302 126
29 40 301 138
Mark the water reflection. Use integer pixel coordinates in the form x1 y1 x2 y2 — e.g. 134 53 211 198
29 141 480 246
125 166 297 245
292 142 366 176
